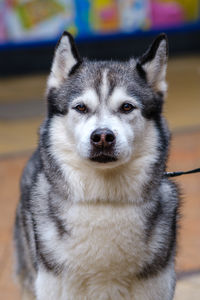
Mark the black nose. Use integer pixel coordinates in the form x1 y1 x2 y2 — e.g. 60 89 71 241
90 128 116 148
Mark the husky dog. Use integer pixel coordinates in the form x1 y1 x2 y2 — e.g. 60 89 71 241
14 32 179 300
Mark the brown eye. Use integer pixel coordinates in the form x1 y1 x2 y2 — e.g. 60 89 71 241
120 103 135 113
74 104 88 113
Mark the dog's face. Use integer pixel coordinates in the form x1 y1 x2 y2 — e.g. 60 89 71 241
65 79 143 166
46 32 168 169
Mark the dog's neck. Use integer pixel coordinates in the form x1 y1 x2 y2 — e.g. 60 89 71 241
64 140 158 205
66 155 156 204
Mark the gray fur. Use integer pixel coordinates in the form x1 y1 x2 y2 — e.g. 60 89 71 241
14 33 179 299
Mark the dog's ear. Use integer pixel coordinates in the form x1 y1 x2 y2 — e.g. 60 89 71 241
48 31 82 89
137 34 168 95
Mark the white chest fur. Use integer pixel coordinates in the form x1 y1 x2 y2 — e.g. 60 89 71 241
60 203 148 297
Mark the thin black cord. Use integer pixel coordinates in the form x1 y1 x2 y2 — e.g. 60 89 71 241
165 168 200 178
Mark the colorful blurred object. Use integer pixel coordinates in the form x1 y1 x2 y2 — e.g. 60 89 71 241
162 0 200 21
16 0 65 29
90 0 119 33
150 0 185 28
0 0 200 44
0 1 7 42
3 0 75 42
118 0 149 32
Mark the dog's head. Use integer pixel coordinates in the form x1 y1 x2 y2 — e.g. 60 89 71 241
46 32 168 169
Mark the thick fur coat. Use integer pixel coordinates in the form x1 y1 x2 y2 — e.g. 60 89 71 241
14 32 179 300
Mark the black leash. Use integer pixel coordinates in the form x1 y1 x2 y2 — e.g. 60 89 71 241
165 168 200 178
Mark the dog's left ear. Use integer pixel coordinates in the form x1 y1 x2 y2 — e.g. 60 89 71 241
48 31 82 89
137 34 168 94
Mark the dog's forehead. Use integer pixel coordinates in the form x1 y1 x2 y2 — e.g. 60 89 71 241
60 59 152 110
81 60 135 87
68 60 140 100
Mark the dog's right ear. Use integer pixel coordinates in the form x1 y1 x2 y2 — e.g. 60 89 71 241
47 32 82 89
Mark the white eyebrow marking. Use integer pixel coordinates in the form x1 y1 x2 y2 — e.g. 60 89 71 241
109 87 140 109
71 89 99 109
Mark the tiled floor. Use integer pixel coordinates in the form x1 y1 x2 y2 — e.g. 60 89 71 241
0 55 200 299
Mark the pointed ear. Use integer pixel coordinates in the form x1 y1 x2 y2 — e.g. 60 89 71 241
47 32 82 89
137 34 168 94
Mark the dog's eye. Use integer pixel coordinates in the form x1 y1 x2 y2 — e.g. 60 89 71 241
74 104 88 113
120 103 135 113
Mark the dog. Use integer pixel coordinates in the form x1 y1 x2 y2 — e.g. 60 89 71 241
14 32 179 300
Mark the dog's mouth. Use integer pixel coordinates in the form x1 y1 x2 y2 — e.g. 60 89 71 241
90 153 117 163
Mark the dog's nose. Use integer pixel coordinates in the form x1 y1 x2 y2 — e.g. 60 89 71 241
90 128 115 148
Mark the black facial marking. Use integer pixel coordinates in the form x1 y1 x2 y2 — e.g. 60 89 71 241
141 94 164 119
47 88 67 118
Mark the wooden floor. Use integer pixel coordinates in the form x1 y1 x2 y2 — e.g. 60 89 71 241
0 55 200 299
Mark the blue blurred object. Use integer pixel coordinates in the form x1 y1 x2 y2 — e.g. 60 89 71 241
74 0 91 36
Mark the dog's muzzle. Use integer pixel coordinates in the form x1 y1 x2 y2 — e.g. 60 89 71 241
90 128 117 163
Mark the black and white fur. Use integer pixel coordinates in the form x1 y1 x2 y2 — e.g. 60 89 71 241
14 32 179 300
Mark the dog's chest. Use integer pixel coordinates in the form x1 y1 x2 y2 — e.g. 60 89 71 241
64 203 146 277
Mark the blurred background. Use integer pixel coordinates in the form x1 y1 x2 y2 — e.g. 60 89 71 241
0 1 200 299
